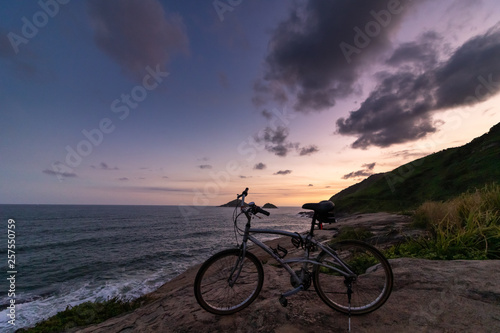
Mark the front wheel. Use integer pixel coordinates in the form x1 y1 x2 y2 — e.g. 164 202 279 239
313 240 393 315
194 248 264 315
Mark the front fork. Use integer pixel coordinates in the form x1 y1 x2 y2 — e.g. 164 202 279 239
228 221 251 287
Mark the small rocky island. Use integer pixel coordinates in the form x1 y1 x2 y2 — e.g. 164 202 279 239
218 199 242 207
262 203 278 209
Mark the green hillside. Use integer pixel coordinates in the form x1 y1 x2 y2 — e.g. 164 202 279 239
330 122 500 213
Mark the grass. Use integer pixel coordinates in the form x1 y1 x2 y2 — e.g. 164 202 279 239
385 184 500 260
334 226 374 242
331 123 500 214
16 296 150 333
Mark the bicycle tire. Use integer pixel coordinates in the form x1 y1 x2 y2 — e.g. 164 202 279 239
313 240 393 315
194 248 264 315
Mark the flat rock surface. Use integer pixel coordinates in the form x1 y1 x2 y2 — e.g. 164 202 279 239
75 213 500 333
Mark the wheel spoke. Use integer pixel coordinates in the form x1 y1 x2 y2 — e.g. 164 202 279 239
194 249 263 315
314 240 393 315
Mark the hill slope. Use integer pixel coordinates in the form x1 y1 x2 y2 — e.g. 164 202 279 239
330 122 500 213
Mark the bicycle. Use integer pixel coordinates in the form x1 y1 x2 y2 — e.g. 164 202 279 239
194 188 393 320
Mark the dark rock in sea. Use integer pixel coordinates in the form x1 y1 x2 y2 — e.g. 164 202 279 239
297 211 314 218
262 203 278 209
218 199 243 207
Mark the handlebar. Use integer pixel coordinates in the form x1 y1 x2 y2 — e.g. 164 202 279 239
237 187 249 199
255 206 270 216
237 187 270 216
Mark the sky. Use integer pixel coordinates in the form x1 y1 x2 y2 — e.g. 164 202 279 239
1 0 500 208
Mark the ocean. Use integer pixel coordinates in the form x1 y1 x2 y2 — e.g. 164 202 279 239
0 204 310 331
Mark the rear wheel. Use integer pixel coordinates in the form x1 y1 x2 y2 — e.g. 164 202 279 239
313 240 393 315
194 248 264 315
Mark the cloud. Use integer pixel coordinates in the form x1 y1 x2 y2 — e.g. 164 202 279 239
274 170 292 175
253 0 419 112
198 164 212 169
308 184 313 186
255 126 317 157
218 72 229 88
255 126 298 157
119 186 190 193
261 109 273 120
385 31 441 69
92 162 119 170
389 149 429 160
87 0 189 81
254 162 266 170
298 145 319 156
342 162 376 179
118 177 129 181
42 169 78 178
337 27 500 148
136 186 185 192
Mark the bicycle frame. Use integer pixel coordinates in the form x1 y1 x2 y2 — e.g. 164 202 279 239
237 217 356 290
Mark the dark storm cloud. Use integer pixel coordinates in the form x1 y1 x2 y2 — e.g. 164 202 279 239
342 162 376 179
87 0 189 81
254 162 266 170
434 27 500 109
254 0 418 112
385 31 440 69
337 27 500 149
274 170 292 175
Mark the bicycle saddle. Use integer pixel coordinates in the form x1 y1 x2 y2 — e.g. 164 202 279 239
302 200 334 213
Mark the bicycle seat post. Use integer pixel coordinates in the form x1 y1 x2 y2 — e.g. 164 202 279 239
308 213 317 237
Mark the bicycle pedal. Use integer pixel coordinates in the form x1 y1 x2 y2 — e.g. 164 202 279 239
279 296 288 307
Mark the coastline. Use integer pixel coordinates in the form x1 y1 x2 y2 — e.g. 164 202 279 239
21 213 500 332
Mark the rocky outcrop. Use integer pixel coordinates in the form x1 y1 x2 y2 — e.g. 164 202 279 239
77 214 500 333
263 203 278 209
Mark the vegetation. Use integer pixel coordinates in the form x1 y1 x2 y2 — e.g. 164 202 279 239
16 296 150 333
385 184 500 260
334 226 374 242
330 122 500 213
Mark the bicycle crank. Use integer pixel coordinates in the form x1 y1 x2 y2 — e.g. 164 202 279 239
290 268 311 290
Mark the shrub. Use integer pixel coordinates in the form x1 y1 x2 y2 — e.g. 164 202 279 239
387 183 500 260
334 226 374 242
